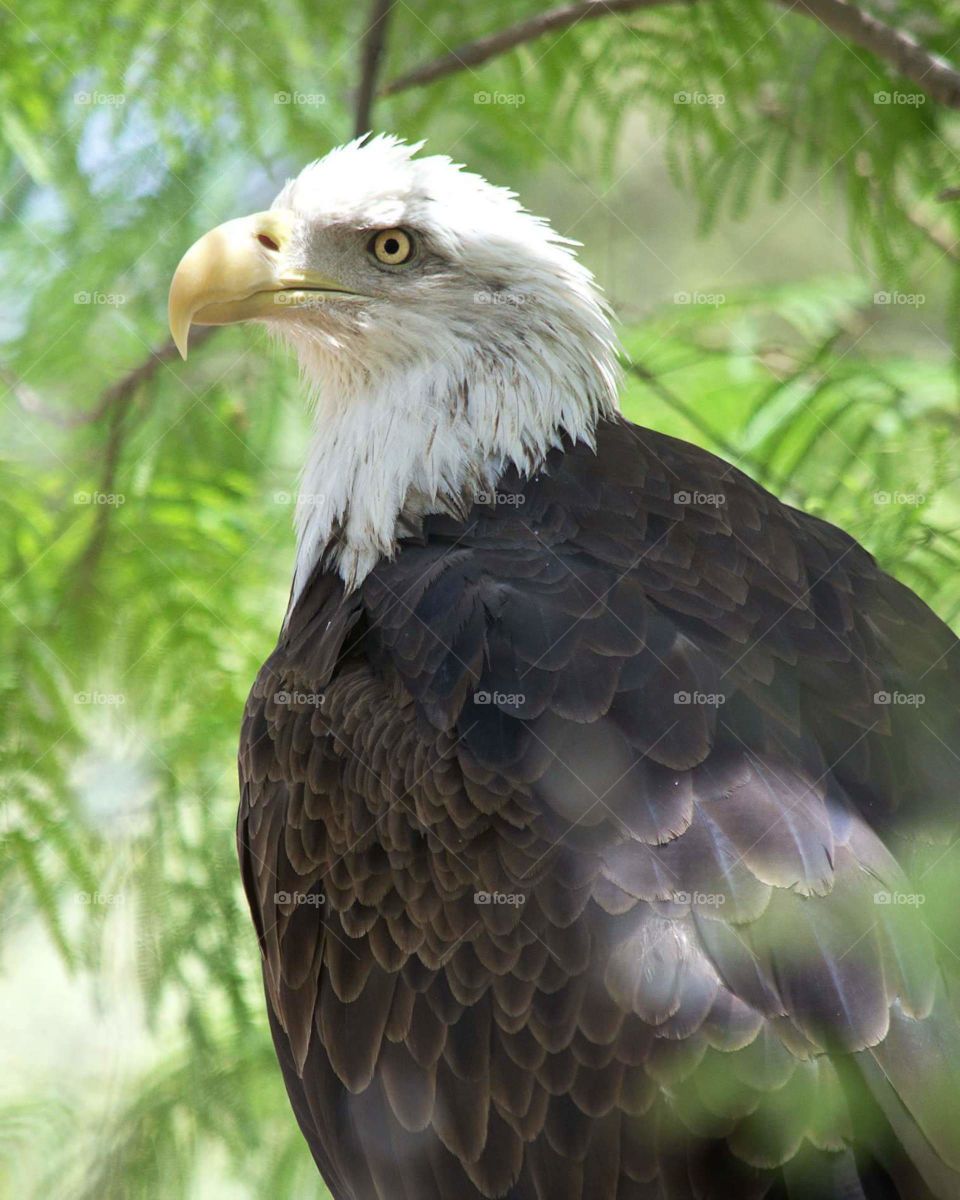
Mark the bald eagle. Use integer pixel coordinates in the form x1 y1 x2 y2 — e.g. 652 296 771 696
169 136 960 1199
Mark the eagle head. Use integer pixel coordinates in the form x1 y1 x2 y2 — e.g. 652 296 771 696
168 135 620 593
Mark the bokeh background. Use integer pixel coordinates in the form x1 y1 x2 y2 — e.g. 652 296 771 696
2 1 960 1196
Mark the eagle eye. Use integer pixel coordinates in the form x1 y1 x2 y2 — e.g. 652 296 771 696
369 228 414 266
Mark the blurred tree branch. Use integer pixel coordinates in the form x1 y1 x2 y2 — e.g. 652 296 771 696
906 204 960 261
784 0 960 109
384 0 960 109
66 386 130 596
21 0 395 446
62 327 219 592
6 319 218 428
384 0 688 93
354 0 394 137
59 0 400 591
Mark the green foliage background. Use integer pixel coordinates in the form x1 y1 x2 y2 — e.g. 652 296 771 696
1 1 959 1196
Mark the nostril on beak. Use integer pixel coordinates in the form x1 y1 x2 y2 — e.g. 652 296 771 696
257 233 281 252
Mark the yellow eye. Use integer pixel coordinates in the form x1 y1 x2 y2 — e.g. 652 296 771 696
370 228 413 265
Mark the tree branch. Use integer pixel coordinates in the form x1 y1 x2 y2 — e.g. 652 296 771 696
383 0 687 94
781 0 960 109
61 327 219 595
1 366 104 428
60 0 401 593
103 326 219 411
5 328 217 426
60 0 396 444
354 0 394 137
66 388 131 597
905 204 960 262
384 0 960 110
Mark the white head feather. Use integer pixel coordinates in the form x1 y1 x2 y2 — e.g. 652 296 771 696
267 135 621 601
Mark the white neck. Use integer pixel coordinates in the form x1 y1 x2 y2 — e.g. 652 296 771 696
288 333 620 606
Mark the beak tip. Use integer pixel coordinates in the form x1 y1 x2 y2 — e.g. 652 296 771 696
169 308 190 360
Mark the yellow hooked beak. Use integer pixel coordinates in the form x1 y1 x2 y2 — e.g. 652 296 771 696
167 208 363 359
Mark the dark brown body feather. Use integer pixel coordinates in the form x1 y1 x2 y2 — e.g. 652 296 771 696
238 416 960 1199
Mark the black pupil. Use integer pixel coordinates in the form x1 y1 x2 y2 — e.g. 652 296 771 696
383 237 400 256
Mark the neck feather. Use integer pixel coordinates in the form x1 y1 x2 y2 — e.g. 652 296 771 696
290 328 620 605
